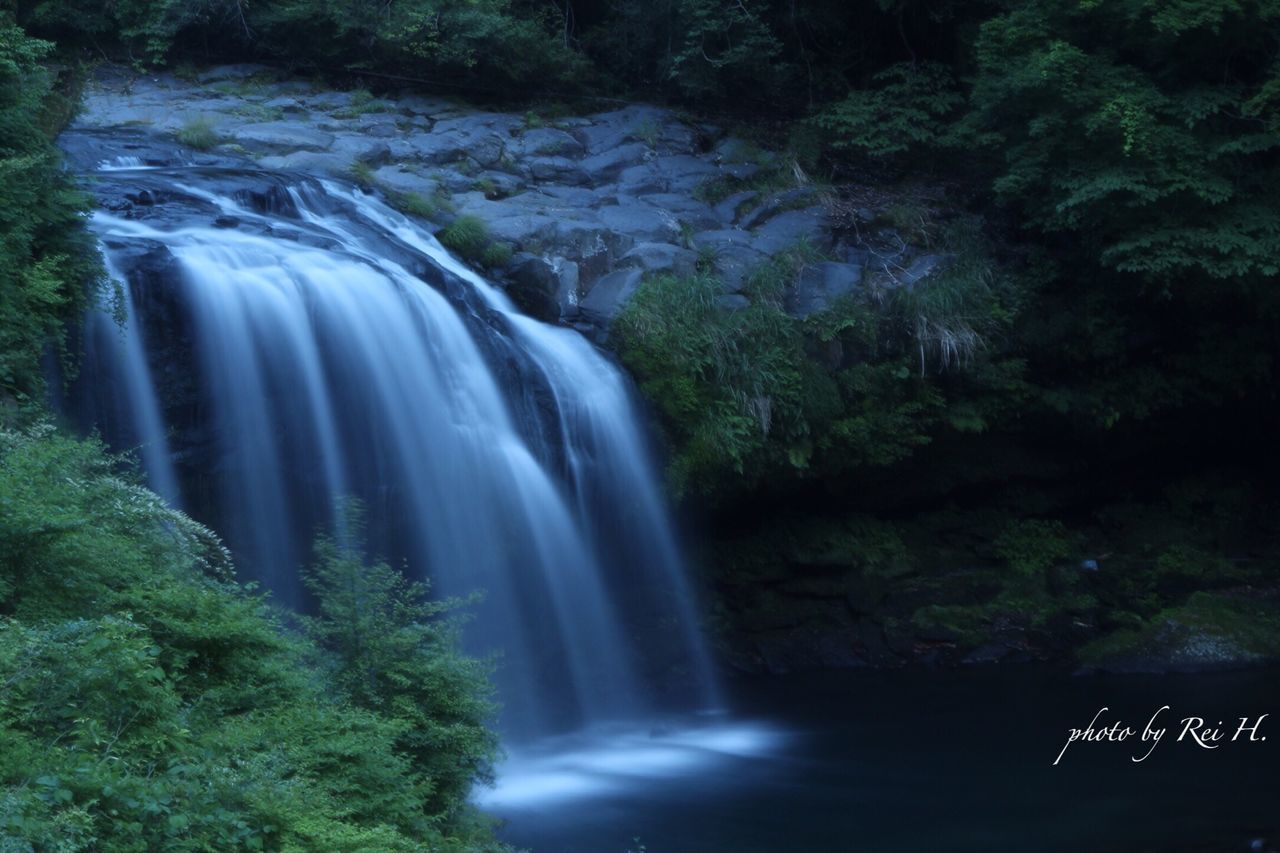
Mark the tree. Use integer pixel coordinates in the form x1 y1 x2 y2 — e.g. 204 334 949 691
303 502 499 821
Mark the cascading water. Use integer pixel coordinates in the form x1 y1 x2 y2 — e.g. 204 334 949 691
68 132 723 741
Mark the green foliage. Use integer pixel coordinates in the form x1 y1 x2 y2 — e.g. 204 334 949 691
616 251 961 498
966 0 1280 282
0 427 502 850
993 519 1073 577
479 241 513 269
303 505 499 820
438 215 489 258
0 17 98 400
438 214 510 269
347 159 376 190
813 62 967 159
175 115 219 150
616 269 805 496
392 188 448 219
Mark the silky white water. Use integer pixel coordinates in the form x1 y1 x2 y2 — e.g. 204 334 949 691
79 161 721 738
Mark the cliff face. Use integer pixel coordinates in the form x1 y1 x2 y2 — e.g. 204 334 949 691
74 64 949 334
68 64 1280 679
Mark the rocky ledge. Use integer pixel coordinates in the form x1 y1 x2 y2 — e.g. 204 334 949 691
72 63 947 337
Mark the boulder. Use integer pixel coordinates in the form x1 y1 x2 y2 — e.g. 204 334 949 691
714 190 759 225
256 151 350 175
596 201 681 244
330 135 392 166
617 242 697 277
575 105 671 154
579 267 644 326
710 244 766 293
580 143 652 182
466 132 508 169
526 156 588 185
517 127 585 159
750 208 828 255
786 262 863 317
504 254 579 321
263 96 308 115
232 122 334 153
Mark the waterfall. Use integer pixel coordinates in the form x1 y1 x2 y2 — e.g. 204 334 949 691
74 152 720 738
82 254 183 507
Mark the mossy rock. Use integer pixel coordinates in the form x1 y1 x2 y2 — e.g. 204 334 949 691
911 603 991 646
1079 592 1280 673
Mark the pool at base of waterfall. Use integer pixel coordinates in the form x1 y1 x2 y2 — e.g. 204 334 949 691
485 667 1280 853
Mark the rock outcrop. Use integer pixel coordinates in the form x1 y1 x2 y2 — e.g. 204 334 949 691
73 64 948 338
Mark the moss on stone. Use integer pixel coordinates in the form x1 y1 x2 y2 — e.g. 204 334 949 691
1079 592 1280 672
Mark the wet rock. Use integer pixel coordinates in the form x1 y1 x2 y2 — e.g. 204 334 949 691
639 194 720 232
580 143 652 182
786 261 863 318
517 127 584 159
256 150 349 174
263 95 308 115
597 201 681 244
575 105 670 154
371 166 441 198
751 208 829 255
714 190 759 224
197 64 272 84
505 254 579 322
579 267 644 327
232 121 334 153
617 242 697 277
467 132 508 169
740 188 819 230
714 245 767 293
329 136 392 167
527 155 588 185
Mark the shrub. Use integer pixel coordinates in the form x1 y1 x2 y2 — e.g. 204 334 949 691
438 215 491 262
175 115 219 150
480 241 513 269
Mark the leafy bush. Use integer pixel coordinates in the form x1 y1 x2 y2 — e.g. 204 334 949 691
0 427 503 850
813 62 967 159
0 17 99 400
967 0 1280 282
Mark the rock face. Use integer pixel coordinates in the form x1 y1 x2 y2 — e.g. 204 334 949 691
72 64 947 338
787 262 863 317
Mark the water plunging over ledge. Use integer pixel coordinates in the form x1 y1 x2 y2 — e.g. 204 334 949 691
67 132 726 744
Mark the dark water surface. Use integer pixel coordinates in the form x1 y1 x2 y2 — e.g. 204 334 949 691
488 667 1280 852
